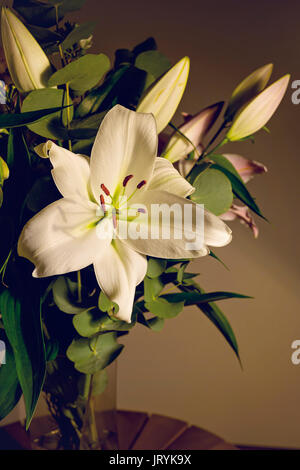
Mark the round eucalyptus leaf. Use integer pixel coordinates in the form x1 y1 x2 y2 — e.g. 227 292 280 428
66 332 124 374
190 168 233 216
22 89 73 139
48 54 110 95
135 50 171 88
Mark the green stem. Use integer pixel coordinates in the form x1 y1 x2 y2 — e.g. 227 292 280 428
65 82 72 152
77 270 82 304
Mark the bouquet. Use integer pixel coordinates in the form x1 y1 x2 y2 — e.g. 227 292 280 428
0 0 289 450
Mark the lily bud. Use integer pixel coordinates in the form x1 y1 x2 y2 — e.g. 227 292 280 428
220 204 259 238
1 7 53 93
136 56 190 133
226 74 290 142
164 102 223 163
225 63 273 120
223 153 267 183
0 156 9 208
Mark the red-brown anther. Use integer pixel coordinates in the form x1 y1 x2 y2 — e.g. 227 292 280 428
137 180 146 189
122 174 134 187
100 194 106 213
101 183 110 196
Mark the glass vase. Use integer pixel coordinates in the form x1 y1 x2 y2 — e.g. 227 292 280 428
29 360 118 450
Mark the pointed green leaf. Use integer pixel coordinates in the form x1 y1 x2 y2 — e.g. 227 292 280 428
162 291 251 305
0 330 22 421
0 288 46 428
0 106 71 129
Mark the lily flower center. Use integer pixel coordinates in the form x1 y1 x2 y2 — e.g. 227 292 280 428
98 174 148 229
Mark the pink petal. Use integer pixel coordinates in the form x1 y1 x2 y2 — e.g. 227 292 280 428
220 204 259 238
177 102 224 148
223 153 267 183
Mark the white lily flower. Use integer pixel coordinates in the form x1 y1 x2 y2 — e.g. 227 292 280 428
227 74 290 142
18 105 231 323
136 57 190 134
1 7 53 93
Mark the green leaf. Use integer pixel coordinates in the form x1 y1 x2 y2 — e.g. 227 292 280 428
13 0 61 28
66 332 124 374
162 291 252 305
28 24 62 48
199 301 240 360
143 276 163 303
190 168 233 216
136 312 165 331
0 106 71 130
0 330 22 421
75 66 130 118
179 285 240 360
98 290 119 314
0 288 46 428
13 0 86 27
68 112 105 139
73 308 134 337
210 162 266 219
61 22 95 51
146 258 167 278
145 298 184 319
22 89 73 139
52 276 86 314
209 251 229 270
186 161 212 185
135 50 171 88
209 154 243 182
48 54 110 95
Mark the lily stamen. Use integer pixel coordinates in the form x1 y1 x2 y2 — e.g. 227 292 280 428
122 174 134 187
101 183 111 196
100 194 107 214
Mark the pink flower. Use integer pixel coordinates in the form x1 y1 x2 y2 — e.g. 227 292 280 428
223 153 267 183
220 204 259 238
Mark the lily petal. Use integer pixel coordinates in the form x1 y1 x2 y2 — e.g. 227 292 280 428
90 105 157 201
119 189 232 259
148 157 194 197
223 153 267 183
35 141 92 201
164 102 224 163
94 239 147 323
18 197 111 277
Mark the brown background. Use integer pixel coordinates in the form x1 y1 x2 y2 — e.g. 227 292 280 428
2 0 300 448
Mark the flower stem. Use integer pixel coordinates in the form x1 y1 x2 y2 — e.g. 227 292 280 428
80 374 100 449
65 82 72 151
77 270 82 304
